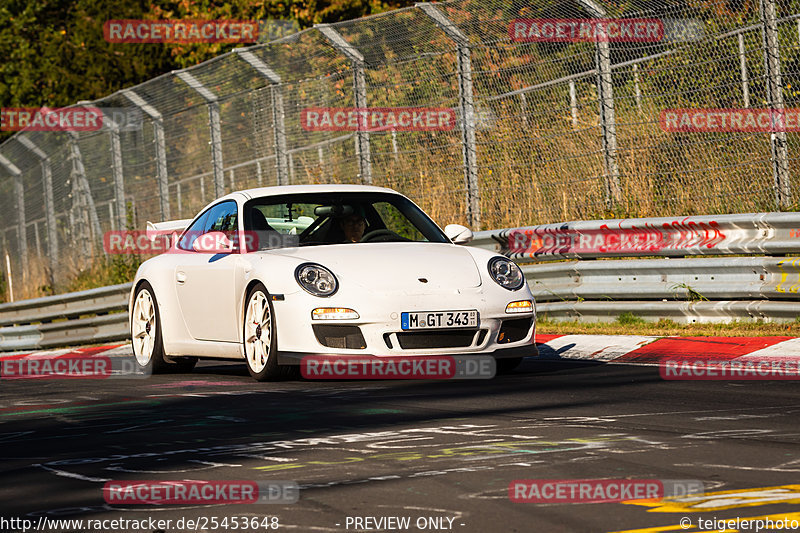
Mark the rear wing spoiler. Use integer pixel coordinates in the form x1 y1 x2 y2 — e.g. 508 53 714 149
146 219 192 242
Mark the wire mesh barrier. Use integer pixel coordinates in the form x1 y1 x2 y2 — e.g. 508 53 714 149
1 0 800 298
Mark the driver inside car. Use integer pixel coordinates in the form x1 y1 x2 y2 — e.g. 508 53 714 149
338 210 367 243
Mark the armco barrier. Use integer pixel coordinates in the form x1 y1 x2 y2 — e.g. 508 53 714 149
521 257 800 302
2 212 800 351
0 283 131 351
471 212 800 260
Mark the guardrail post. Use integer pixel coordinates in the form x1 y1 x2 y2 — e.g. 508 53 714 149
418 3 481 229
0 154 28 279
16 137 59 282
317 24 373 185
122 89 170 221
234 50 290 185
176 71 225 198
760 0 791 208
575 0 622 209
107 118 127 232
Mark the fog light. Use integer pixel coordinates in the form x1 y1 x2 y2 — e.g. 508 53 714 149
505 300 533 314
311 308 359 320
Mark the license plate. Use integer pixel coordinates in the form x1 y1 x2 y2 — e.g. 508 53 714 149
401 310 479 330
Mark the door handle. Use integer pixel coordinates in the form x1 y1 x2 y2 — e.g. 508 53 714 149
176 271 187 284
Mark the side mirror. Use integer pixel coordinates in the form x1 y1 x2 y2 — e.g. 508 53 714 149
192 231 235 253
444 224 473 245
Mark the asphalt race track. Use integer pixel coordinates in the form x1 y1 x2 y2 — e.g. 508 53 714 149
1 341 800 533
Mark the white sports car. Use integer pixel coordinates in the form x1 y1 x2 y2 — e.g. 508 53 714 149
129 184 537 381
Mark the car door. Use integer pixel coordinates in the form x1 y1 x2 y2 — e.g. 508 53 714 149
175 200 242 343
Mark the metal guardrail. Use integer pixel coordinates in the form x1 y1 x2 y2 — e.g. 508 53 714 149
472 212 800 260
1 211 799 351
522 258 800 303
470 212 800 324
0 283 131 350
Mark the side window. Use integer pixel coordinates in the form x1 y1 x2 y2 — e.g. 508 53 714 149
178 211 211 251
178 201 239 252
204 201 238 234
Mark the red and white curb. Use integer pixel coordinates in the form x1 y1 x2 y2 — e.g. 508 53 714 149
0 344 127 361
535 334 800 364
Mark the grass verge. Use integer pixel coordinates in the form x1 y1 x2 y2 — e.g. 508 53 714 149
537 316 800 337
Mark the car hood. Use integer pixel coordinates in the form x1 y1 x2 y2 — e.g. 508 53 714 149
279 242 483 290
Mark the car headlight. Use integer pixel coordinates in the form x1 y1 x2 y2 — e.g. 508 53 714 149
295 263 338 297
488 257 525 291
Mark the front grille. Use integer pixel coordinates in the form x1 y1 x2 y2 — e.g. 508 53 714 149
313 325 366 349
396 330 478 349
497 318 533 344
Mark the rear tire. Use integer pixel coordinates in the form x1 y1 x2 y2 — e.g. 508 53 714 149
243 283 281 381
131 282 171 374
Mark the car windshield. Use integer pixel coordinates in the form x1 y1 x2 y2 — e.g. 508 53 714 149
243 192 449 247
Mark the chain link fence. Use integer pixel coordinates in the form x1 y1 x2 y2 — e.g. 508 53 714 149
1 0 800 298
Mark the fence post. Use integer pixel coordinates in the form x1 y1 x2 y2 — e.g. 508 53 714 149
418 3 481 229
107 118 127 232
122 89 170 220
760 0 791 208
234 50 290 185
0 154 27 278
317 24 373 185
176 71 225 198
67 133 103 260
16 137 59 282
577 0 622 209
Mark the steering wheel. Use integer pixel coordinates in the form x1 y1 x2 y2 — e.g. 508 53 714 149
360 229 398 242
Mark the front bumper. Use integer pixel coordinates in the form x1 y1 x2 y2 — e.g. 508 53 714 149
272 286 536 363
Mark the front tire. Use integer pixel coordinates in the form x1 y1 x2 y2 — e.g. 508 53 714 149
243 283 281 381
